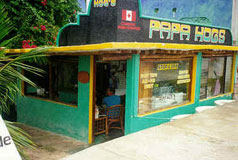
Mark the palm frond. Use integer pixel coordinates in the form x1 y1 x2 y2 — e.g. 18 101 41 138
0 0 49 159
0 1 13 47
6 121 36 160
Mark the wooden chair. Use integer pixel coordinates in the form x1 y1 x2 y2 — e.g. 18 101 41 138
106 104 124 134
94 116 108 135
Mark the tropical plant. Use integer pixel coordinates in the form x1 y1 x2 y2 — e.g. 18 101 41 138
2 0 81 48
0 1 49 159
5 121 35 159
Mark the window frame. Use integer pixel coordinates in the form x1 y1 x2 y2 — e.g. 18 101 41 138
200 54 234 100
138 55 196 116
23 57 78 108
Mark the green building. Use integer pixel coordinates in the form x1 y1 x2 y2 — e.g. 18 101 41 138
15 0 238 144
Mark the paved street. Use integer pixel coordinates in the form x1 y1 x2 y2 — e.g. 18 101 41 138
63 101 238 160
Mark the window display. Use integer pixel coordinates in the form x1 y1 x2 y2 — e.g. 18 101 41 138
138 58 193 115
200 56 233 99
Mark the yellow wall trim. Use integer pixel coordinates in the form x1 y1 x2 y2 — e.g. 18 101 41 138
191 55 197 103
138 102 195 117
231 53 237 93
88 55 94 144
199 93 233 102
25 96 77 108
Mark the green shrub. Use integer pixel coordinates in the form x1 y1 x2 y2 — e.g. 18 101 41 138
3 0 81 48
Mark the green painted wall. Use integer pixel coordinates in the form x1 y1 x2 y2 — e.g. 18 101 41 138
125 53 234 135
17 56 91 143
199 95 233 106
125 54 140 135
77 56 91 143
17 97 85 140
195 53 203 104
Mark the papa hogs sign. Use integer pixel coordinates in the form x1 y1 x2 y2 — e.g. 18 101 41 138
58 0 232 46
149 20 227 45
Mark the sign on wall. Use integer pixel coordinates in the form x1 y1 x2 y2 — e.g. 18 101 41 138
58 0 232 46
0 116 21 160
147 20 228 45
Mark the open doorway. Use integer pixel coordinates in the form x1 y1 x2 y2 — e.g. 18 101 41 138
93 59 127 143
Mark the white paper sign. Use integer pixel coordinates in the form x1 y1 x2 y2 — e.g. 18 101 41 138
0 116 21 160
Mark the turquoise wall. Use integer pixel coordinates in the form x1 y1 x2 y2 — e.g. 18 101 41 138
125 53 234 135
77 56 91 143
125 54 140 134
17 56 91 143
17 97 84 140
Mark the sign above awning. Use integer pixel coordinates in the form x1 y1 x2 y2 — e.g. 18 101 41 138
57 0 232 46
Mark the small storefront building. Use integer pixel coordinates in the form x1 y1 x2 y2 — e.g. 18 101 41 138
14 0 238 144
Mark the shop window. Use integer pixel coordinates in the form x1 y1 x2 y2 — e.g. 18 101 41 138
24 63 50 99
138 58 193 115
24 57 78 106
200 56 233 99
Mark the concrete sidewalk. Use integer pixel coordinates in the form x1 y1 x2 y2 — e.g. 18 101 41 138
18 124 88 160
62 102 238 160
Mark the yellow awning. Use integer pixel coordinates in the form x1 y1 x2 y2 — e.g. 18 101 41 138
5 42 238 55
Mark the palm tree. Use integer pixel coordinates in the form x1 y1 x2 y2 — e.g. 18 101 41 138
0 1 49 159
1 48 48 159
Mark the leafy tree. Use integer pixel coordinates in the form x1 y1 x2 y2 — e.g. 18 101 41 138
3 0 81 49
0 1 49 159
